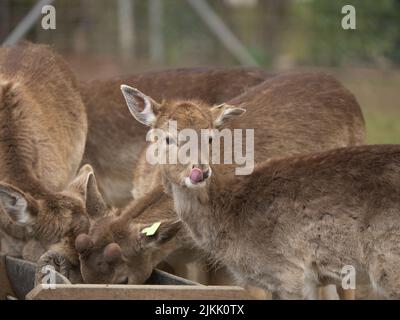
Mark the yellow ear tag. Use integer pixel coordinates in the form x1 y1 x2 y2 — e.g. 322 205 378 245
141 222 161 236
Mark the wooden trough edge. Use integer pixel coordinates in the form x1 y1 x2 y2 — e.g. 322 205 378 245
26 284 252 300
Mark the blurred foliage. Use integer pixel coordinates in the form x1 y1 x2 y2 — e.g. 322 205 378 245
1 0 399 67
284 0 400 67
364 110 400 144
0 0 399 143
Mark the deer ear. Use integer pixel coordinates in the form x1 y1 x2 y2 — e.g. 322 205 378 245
121 85 160 127
211 104 246 127
68 164 108 218
139 220 181 248
0 183 36 225
68 164 94 197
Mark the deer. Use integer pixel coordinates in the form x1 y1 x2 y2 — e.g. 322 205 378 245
0 42 93 272
79 67 272 207
120 84 400 299
75 72 366 299
15 66 268 277
33 67 272 281
75 185 184 285
75 174 264 293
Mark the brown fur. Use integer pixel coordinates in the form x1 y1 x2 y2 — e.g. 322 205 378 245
80 67 271 206
37 67 271 285
75 67 274 284
76 72 366 294
167 144 400 299
0 42 88 261
77 187 184 284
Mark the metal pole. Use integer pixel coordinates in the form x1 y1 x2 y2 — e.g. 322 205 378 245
149 0 164 64
2 0 55 47
186 0 258 66
118 0 135 60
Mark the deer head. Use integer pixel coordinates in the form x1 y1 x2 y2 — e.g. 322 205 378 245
0 164 107 248
75 205 181 284
120 85 246 192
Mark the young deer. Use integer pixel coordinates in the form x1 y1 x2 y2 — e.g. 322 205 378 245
75 185 185 284
75 73 365 298
130 71 365 199
33 164 110 284
122 86 400 299
80 67 272 207
76 178 246 286
0 42 90 263
39 66 272 284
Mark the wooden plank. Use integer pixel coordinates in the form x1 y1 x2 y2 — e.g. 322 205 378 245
27 284 252 300
0 254 15 300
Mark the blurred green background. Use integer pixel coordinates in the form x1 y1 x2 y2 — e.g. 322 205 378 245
1 0 399 143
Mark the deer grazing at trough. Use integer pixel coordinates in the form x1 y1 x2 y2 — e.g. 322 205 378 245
0 42 92 267
30 66 271 282
74 72 366 299
79 67 272 207
75 185 185 285
122 85 400 299
35 66 273 284
75 174 256 288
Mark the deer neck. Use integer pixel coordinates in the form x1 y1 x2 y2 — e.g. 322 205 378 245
0 88 51 199
169 170 236 253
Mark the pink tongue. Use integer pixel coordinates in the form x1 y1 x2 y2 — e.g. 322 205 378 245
190 168 204 183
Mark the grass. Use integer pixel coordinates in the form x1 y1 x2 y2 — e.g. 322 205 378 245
330 67 400 145
364 109 400 144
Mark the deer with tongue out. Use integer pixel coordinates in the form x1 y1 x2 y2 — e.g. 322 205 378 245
117 78 373 299
121 84 400 299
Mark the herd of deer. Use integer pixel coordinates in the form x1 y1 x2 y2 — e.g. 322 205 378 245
0 42 399 300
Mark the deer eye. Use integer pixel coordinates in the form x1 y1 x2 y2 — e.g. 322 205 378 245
166 136 175 145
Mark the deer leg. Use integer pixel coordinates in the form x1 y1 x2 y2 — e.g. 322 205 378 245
368 252 400 299
245 285 272 300
273 282 318 300
270 265 318 300
317 285 340 300
34 238 82 286
336 286 356 300
35 250 73 286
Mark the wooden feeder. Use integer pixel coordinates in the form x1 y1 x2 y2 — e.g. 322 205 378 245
0 254 251 300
